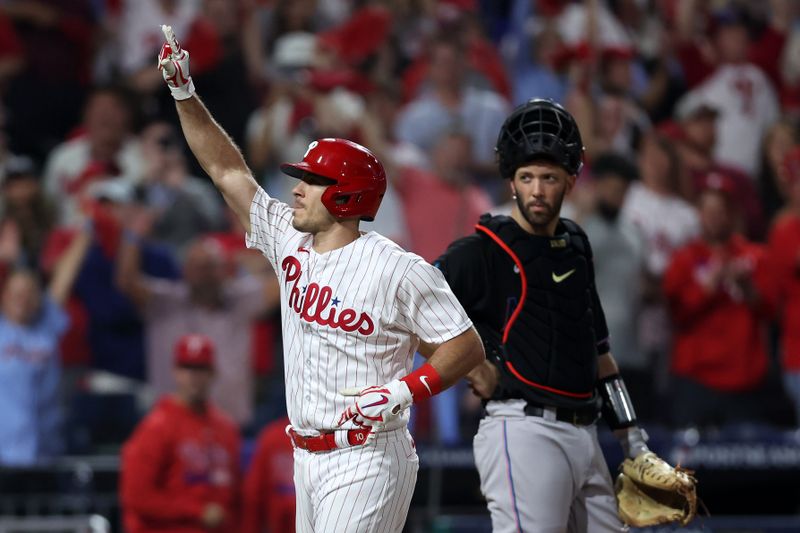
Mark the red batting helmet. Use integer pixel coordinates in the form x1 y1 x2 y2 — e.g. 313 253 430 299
280 138 387 221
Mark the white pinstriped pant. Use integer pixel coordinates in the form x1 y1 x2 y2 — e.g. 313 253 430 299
293 427 419 533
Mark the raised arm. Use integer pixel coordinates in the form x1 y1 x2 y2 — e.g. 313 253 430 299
48 224 91 305
158 25 258 232
115 231 149 311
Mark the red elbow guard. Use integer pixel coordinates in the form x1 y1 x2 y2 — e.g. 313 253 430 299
400 363 443 402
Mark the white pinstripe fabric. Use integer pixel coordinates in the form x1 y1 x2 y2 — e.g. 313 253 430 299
246 187 472 433
294 428 418 533
245 187 471 530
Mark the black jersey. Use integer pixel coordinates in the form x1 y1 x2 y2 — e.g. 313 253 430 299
435 214 610 411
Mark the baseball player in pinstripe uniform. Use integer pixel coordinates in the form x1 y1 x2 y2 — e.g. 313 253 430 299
436 99 654 532
157 26 485 533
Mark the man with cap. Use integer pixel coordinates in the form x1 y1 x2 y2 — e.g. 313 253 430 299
120 334 241 533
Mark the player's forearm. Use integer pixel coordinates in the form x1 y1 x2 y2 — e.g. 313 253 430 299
424 327 485 390
597 352 649 458
175 96 251 186
339 329 485 429
465 358 499 399
597 352 619 380
175 96 258 230
115 234 148 309
48 227 91 305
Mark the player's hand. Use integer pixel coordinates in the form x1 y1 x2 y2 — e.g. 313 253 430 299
337 379 413 430
158 24 195 100
466 360 499 399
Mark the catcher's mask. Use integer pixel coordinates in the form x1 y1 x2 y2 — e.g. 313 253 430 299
495 98 584 179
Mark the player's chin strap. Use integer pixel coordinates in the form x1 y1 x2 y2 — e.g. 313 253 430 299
599 374 649 459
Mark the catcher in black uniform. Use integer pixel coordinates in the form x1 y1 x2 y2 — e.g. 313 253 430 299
435 99 697 531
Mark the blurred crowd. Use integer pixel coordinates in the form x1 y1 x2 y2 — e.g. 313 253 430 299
0 0 799 479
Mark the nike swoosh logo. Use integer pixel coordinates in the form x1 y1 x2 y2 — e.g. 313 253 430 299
362 395 389 409
552 269 576 283
420 376 432 395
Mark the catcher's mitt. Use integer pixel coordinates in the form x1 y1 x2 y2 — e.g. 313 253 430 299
615 452 698 527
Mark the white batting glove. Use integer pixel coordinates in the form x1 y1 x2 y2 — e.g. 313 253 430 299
337 380 413 430
158 24 195 101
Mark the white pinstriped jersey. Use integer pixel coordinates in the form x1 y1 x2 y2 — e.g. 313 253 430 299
246 187 473 433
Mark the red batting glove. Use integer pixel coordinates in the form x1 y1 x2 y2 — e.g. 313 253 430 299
158 24 195 100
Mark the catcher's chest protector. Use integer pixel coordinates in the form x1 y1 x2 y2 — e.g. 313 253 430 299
476 215 599 408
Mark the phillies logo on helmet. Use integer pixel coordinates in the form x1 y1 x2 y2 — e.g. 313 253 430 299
303 141 318 158
281 256 375 335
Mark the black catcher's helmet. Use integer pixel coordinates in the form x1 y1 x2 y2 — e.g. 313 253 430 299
495 98 584 179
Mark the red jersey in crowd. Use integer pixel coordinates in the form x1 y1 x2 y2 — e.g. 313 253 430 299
663 235 773 391
120 396 241 533
242 417 295 533
767 213 800 371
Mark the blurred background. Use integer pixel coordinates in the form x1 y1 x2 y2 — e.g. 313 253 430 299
0 0 800 531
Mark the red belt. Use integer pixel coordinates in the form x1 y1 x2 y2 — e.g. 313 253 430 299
286 426 371 453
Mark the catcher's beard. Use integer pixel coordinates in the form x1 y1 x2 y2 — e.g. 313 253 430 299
515 188 566 231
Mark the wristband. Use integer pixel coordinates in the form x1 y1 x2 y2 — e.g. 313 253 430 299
599 373 638 429
400 362 442 402
168 77 195 101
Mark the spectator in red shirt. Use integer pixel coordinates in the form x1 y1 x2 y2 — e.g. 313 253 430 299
767 147 800 424
663 174 777 428
395 130 493 263
242 416 295 533
120 334 241 533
